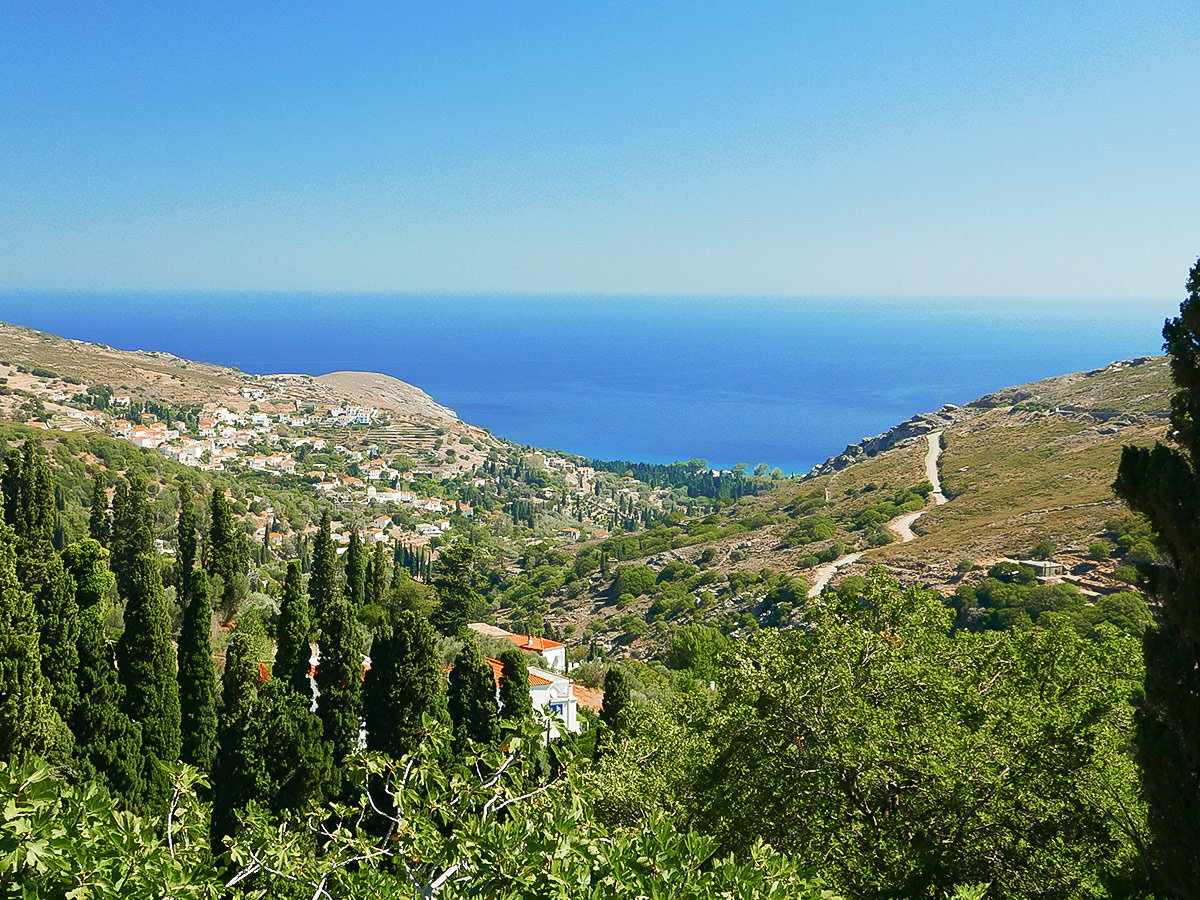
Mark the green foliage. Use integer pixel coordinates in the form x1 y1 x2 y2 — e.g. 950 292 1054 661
0 526 70 763
273 559 313 699
497 648 534 722
447 638 499 749
315 596 365 766
309 509 341 628
1113 256 1200 895
430 541 485 637
0 758 214 900
664 624 730 680
363 610 450 760
177 576 218 773
600 667 633 737
612 564 656 598
71 605 143 802
695 568 1147 898
115 550 181 811
208 488 248 617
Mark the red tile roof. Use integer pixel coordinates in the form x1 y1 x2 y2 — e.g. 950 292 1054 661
504 633 565 652
485 656 553 688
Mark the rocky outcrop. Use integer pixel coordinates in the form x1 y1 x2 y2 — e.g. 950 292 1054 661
806 404 965 477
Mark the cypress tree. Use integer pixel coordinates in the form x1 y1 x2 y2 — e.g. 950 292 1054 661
62 538 116 612
71 604 143 801
7 441 80 722
209 489 248 617
88 478 109 546
314 596 364 763
0 524 71 761
26 553 79 722
177 576 218 773
363 611 450 759
430 542 483 636
1115 257 1200 895
274 559 313 700
368 542 390 608
600 666 632 733
177 481 198 600
110 474 153 600
497 648 533 723
212 632 262 854
309 510 340 627
244 679 331 815
447 639 499 750
344 530 366 607
116 550 181 811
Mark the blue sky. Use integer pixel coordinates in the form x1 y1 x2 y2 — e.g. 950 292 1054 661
1 2 1196 298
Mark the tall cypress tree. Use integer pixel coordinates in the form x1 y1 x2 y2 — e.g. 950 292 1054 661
6 441 80 723
0 524 71 761
109 474 153 601
177 576 218 773
115 550 181 811
243 679 331 816
26 554 79 722
314 596 364 764
430 542 483 637
344 530 366 607
447 639 499 750
209 488 248 616
71 604 143 801
88 477 110 546
176 481 198 601
1115 257 1200 895
363 611 450 760
497 648 533 723
309 510 340 627
600 667 632 733
367 542 390 608
274 560 313 700
212 632 262 854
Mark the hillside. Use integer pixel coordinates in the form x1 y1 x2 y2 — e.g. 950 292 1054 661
523 356 1170 655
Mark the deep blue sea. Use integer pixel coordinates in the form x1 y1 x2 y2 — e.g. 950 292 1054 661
0 292 1176 473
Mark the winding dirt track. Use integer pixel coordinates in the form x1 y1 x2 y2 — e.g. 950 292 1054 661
807 430 945 598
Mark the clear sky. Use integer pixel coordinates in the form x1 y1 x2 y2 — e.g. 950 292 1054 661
1 2 1196 298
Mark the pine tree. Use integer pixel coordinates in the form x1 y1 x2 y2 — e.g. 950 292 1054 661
212 632 262 854
447 639 499 750
71 604 143 801
314 596 364 764
0 524 71 761
209 488 248 616
430 542 483 636
177 576 218 773
274 559 313 700
497 648 533 723
1115 257 1200 895
309 510 340 627
116 550 181 811
344 530 367 607
88 478 110 546
363 611 450 760
176 481 198 600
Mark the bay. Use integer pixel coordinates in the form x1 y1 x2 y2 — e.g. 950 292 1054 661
0 291 1174 473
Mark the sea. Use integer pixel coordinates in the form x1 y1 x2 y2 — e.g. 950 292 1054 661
0 291 1177 474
